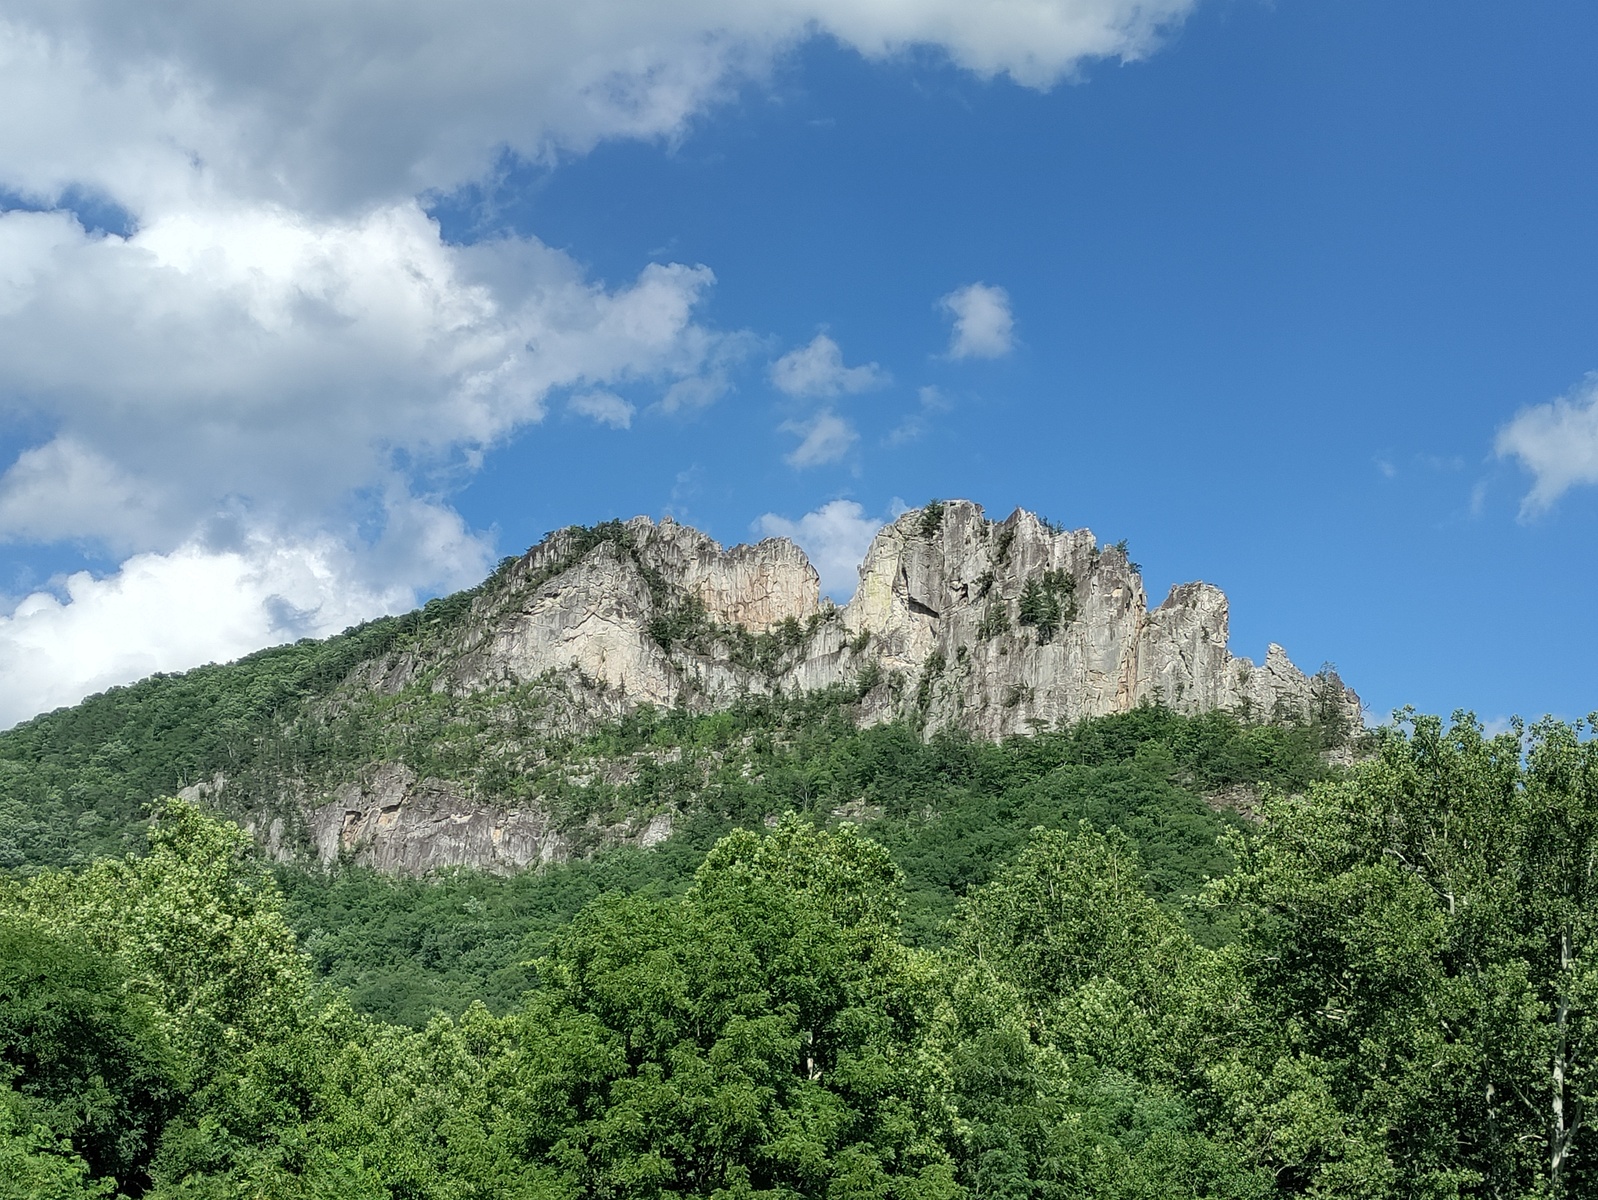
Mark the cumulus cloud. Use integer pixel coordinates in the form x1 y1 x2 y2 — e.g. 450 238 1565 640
0 2 1197 216
1496 373 1598 515
0 0 1199 722
568 390 636 429
0 204 723 551
940 282 1016 358
782 409 858 467
0 200 713 723
0 437 158 548
756 498 887 598
770 334 889 398
0 508 492 728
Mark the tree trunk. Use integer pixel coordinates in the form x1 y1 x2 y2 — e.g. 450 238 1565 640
1551 928 1574 1197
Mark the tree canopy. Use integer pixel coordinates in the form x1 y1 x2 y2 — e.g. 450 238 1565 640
2 711 1595 1198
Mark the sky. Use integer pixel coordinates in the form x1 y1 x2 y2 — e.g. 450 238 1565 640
0 0 1595 730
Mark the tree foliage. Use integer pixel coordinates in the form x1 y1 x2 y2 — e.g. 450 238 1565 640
269 701 1329 1026
1016 570 1076 644
1193 711 1598 1197
6 709 1597 1197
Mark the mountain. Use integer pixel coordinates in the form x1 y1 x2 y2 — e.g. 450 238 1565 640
0 499 1358 875
404 498 1357 730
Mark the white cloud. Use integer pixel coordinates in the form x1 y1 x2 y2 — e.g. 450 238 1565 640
1479 715 1518 739
940 282 1015 358
0 2 1196 216
569 390 636 429
0 508 492 728
1496 373 1598 515
0 203 724 553
770 334 889 398
782 409 858 467
656 332 757 412
659 374 727 413
0 0 1198 722
0 437 159 548
757 498 886 599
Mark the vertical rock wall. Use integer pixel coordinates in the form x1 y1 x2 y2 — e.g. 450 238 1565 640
823 501 1361 739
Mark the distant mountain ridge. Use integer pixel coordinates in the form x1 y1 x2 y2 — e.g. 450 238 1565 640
0 499 1359 875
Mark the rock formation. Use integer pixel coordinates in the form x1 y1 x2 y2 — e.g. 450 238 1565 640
827 502 1359 739
194 501 1361 874
413 501 1360 734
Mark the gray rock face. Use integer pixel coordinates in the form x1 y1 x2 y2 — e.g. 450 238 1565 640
826 502 1361 740
238 500 1359 873
299 764 673 875
366 516 822 709
192 761 676 877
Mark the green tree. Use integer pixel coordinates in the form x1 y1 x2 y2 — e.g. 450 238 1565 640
0 1089 114 1200
940 828 1266 1198
0 801 334 1196
0 918 179 1192
1212 712 1598 1197
1016 572 1075 645
11 799 311 1087
500 816 960 1198
957 830 1185 1019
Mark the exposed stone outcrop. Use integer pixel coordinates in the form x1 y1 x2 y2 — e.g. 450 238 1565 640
358 517 822 710
825 502 1361 739
298 764 672 875
634 517 819 631
228 500 1360 873
190 762 677 875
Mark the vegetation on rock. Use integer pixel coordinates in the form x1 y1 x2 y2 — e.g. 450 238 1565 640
1017 569 1077 644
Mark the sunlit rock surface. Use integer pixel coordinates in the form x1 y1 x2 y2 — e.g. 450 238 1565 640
198 500 1359 873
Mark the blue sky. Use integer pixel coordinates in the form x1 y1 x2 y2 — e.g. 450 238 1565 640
0 0 1594 727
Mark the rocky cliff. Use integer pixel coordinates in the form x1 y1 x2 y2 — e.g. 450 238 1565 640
190 500 1360 874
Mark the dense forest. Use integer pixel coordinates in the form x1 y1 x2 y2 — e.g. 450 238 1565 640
3 692 1597 1198
0 646 1325 1022
270 697 1318 1026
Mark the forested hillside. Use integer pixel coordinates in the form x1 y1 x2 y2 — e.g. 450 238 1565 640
3 660 1328 1022
0 575 506 871
0 505 1362 882
273 697 1327 1024
3 713 1595 1198
1 519 1591 1198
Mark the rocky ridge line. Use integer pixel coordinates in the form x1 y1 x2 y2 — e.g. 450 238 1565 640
189 500 1360 874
